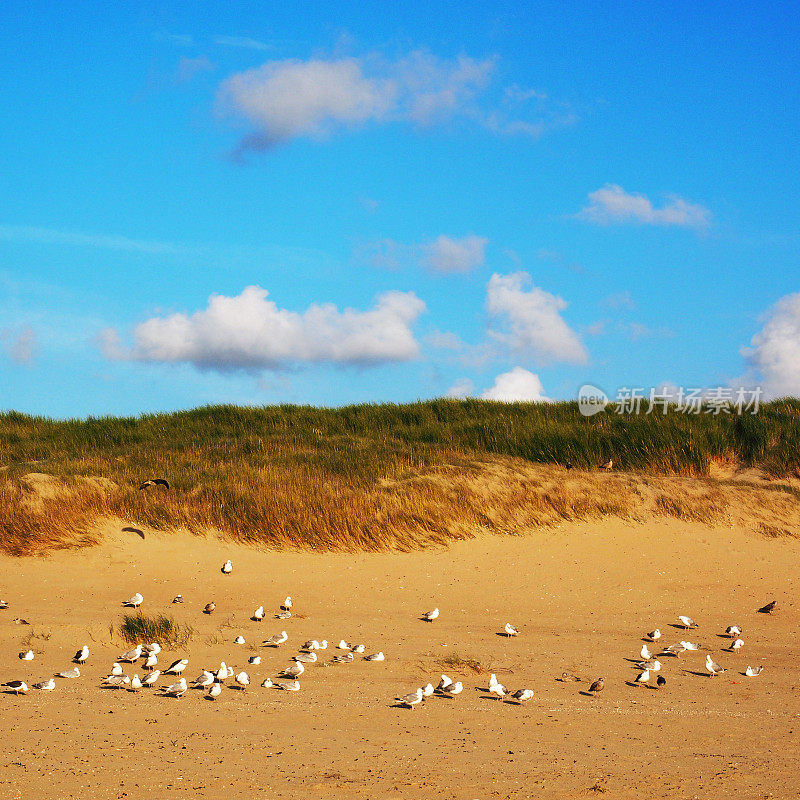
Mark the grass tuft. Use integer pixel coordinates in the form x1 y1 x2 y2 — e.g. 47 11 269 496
119 613 194 648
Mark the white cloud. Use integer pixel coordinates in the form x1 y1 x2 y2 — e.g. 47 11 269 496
486 272 588 365
1 326 37 365
740 291 800 398
218 50 567 154
577 184 710 229
481 367 549 402
101 285 426 372
446 377 475 398
421 234 488 273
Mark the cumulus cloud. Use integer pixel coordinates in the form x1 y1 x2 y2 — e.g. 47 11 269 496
100 286 426 372
577 184 710 229
740 291 800 398
363 234 488 274
421 235 488 273
480 367 549 402
1 326 38 365
218 50 564 154
486 272 588 365
446 377 475 398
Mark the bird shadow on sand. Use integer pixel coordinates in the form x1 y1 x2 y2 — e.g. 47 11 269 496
495 632 515 638
578 690 597 697
669 624 696 630
682 670 710 677
121 527 145 539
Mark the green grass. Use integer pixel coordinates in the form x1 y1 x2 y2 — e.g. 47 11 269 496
119 613 194 647
0 399 798 555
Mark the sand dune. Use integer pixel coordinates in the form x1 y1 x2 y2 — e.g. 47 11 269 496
0 516 797 799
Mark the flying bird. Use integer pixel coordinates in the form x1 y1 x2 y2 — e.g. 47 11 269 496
2 681 28 695
73 645 89 663
122 593 144 608
139 479 169 490
221 560 233 574
421 608 439 622
758 600 776 614
706 654 726 676
678 615 698 629
745 665 763 677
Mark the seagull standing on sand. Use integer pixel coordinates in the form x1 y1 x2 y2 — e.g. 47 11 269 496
221 560 233 574
142 670 160 687
588 677 605 695
130 675 143 691
276 680 301 691
191 671 214 688
293 651 317 664
441 681 463 696
422 683 435 697
207 682 222 699
165 658 189 675
436 675 453 692
678 615 698 629
101 675 130 689
234 671 250 690
422 608 439 622
122 593 144 608
488 674 506 699
119 645 143 663
143 652 158 670
640 644 652 660
279 662 304 679
253 606 265 622
730 638 744 651
511 688 534 703
19 650 34 661
261 678 273 688
281 597 293 612
264 631 288 647
725 625 742 637
646 629 661 641
32 678 55 691
73 646 89 663
706 654 726 676
504 622 519 637
2 681 28 694
395 688 423 708
633 669 650 686
142 642 161 655
680 641 700 652
248 655 261 665
234 636 246 645
203 601 216 614
161 678 188 698
364 652 385 661
745 665 763 677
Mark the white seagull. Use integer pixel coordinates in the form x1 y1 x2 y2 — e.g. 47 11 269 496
332 652 354 664
248 655 261 665
640 644 652 660
110 662 124 676
221 560 233 574
3 681 28 695
32 678 55 691
422 683 435 697
281 596 293 611
279 662 304 679
119 645 143 663
264 631 288 647
56 667 81 679
130 675 143 691
646 629 661 641
337 640 351 650
143 652 158 670
635 659 661 672
276 679 301 691
745 665 763 677
488 678 506 699
101 675 130 689
706 654 726 676
421 608 439 622
441 681 463 696
436 674 453 692
395 688 423 708
19 650 34 661
293 651 317 664
633 669 650 686
511 688 534 703
142 643 161 655
364 652 385 661
207 682 222 699
725 625 742 637
275 610 291 620
680 641 700 651
161 677 188 697
678 615 698 629
165 659 189 675
504 622 519 637
261 678 273 688
234 671 250 690
234 636 246 645
191 671 214 688
253 606 265 622
122 593 144 608
73 645 89 663
142 670 161 687
730 638 744 651
352 644 365 654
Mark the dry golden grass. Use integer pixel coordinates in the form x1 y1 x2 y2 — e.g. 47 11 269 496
119 613 194 648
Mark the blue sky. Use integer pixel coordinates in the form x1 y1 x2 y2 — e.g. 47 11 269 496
2 2 799 417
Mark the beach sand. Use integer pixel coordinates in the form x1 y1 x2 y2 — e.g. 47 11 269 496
0 517 797 799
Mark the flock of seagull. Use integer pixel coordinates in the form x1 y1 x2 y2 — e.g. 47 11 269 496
0 555 777 705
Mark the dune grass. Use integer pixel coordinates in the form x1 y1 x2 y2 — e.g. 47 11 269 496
119 613 194 648
1 399 798 555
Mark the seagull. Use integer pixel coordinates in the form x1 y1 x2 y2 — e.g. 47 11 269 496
758 600 776 614
725 625 742 637
730 638 744 651
56 667 81 679
558 672 582 682
588 677 605 694
207 682 222 699
656 675 667 688
275 610 292 620
0 600 8 609
142 670 160 687
2 681 28 694
139 478 169 490
352 644 365 654
119 645 143 662
276 680 301 691
640 644 652 660
32 678 55 691
203 601 216 614
279 662 304 679
302 640 322 651
13 618 29 625
261 678 273 688
511 688 534 703
234 636 245 645
215 663 228 682
125 674 141 691
706 654 726 676
488 679 506 699
678 615 698 629
143 652 158 670
264 631 288 647
337 640 351 650
660 643 686 657
599 459 613 470
364 652 385 661
253 606 265 622
504 622 519 637
248 655 261 665
73 645 89 663
122 593 144 608
172 595 184 604
19 650 34 661
395 688 423 708
635 659 661 672
234 671 250 690
161 677 188 698
436 675 453 692
221 560 232 574
745 665 763 677
110 662 124 676
646 629 661 641
101 675 130 689
633 669 650 686
142 642 161 655
191 671 214 688
332 652 354 664
441 681 463 696
281 597 293 612
293 651 317 664
421 608 439 622
680 641 700 651
422 683 435 697
165 658 189 675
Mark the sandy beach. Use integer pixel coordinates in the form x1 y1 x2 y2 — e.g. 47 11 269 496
0 517 797 799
